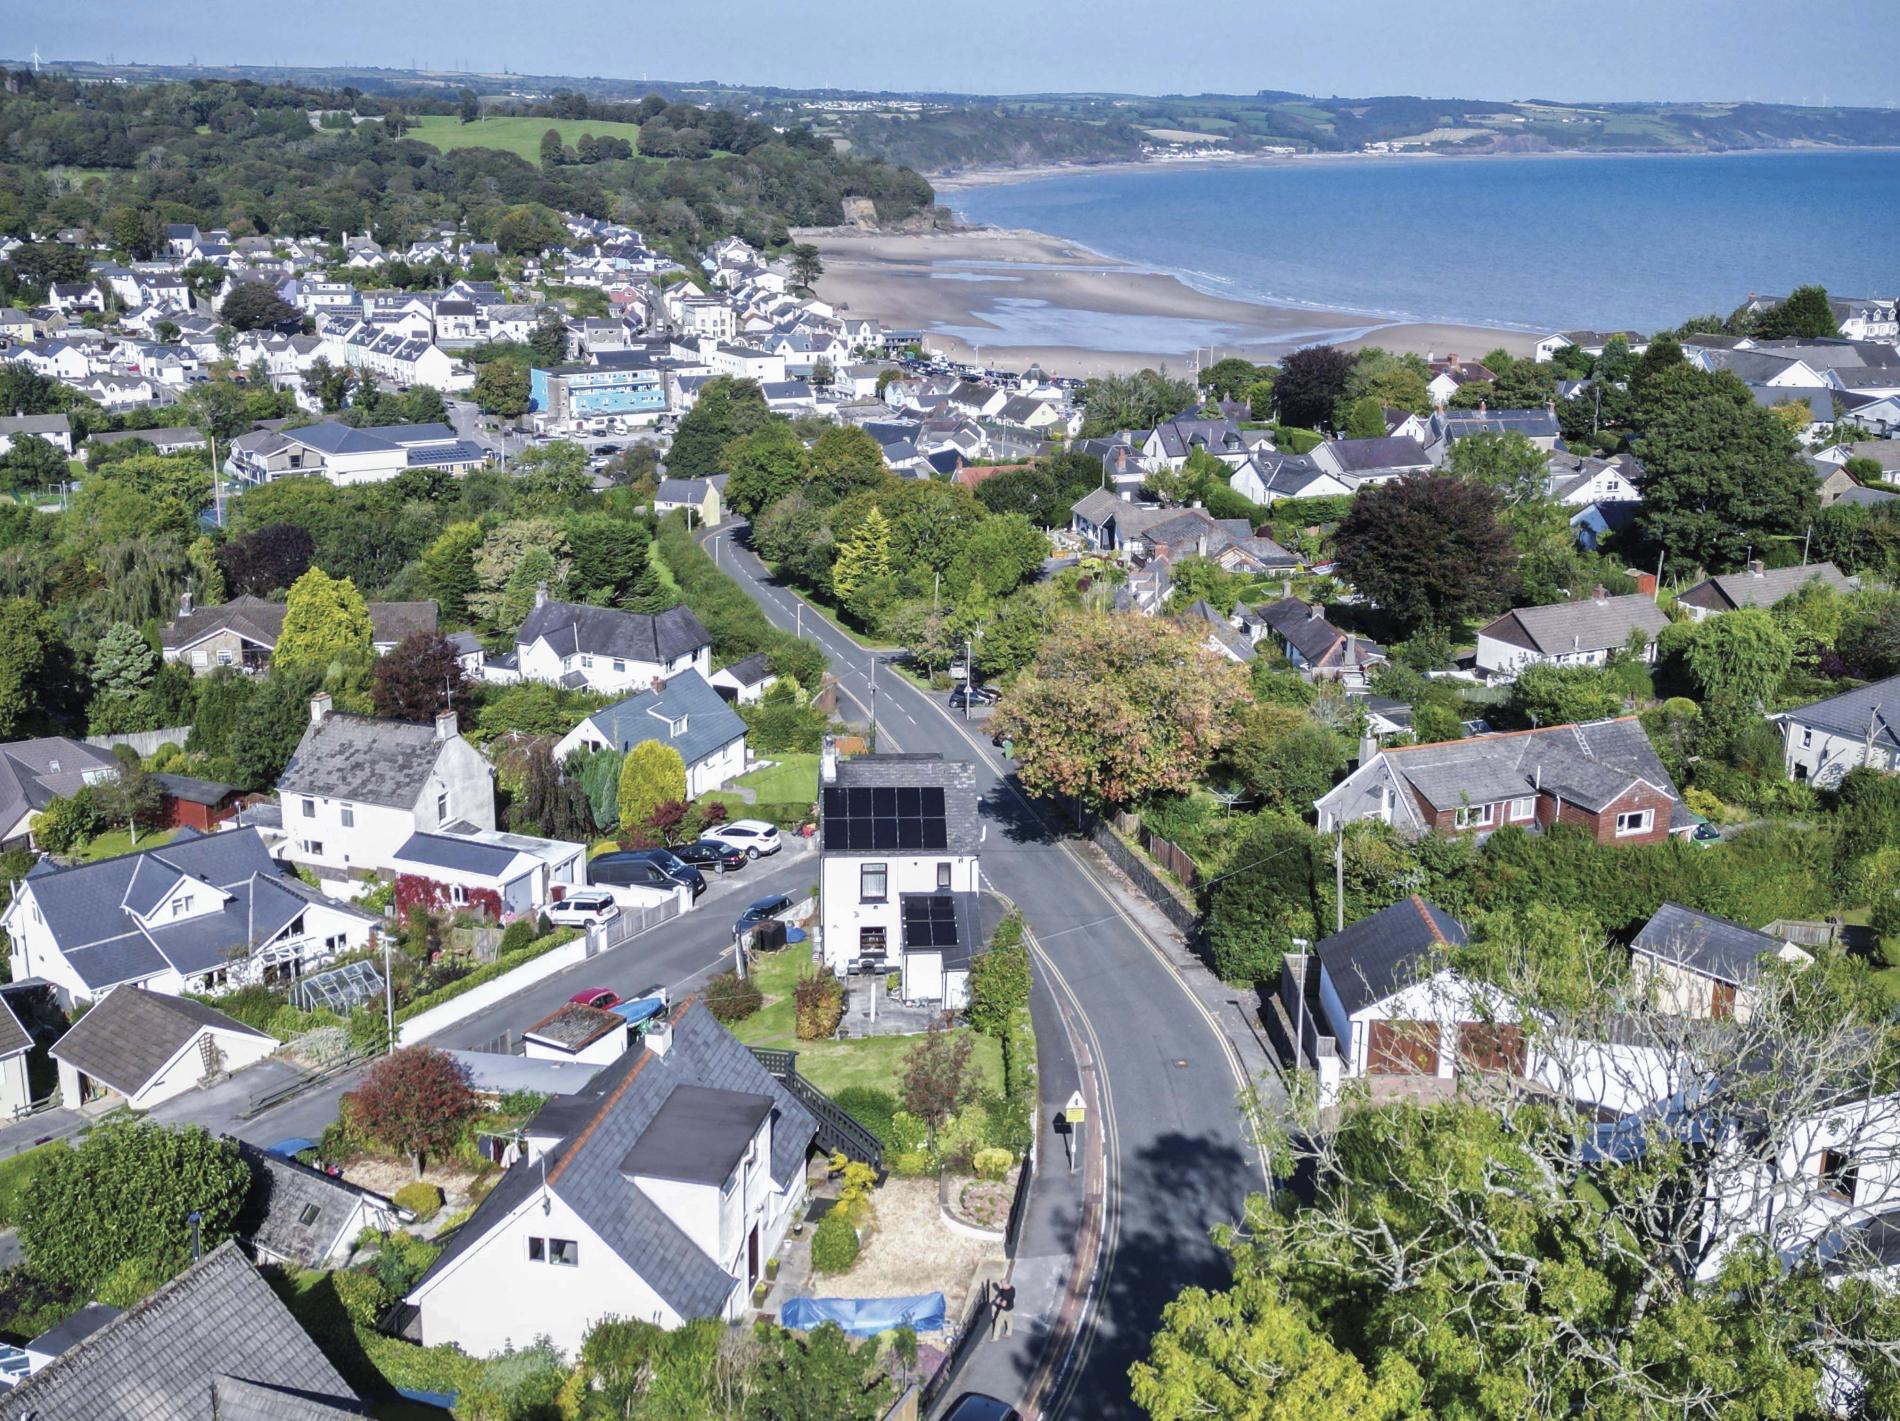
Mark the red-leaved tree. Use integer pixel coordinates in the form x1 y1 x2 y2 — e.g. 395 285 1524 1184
371 632 469 724
900 1018 978 1141
350 1045 479 1178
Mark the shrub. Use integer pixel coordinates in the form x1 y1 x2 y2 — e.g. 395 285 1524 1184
965 913 1030 1037
393 1181 444 1222
1000 1006 1037 1102
498 918 537 955
332 1267 390 1329
793 968 845 1040
973 1147 1014 1180
705 970 764 1024
980 1090 1034 1155
833 1087 900 1144
887 1111 929 1157
94 1255 166 1308
463 1338 568 1421
935 1109 985 1171
889 1150 934 1177
810 1210 860 1273
394 929 577 1023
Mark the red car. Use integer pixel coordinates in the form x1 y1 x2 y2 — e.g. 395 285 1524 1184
569 988 621 1010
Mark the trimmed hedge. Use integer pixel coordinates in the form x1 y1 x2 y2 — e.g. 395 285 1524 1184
833 1087 900 1145
810 1210 860 1273
392 1181 443 1222
393 928 580 1024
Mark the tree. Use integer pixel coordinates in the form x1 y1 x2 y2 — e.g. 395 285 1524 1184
0 598 58 738
724 421 809 517
618 740 687 834
94 747 163 844
1509 663 1626 726
667 377 771 478
993 612 1247 809
539 127 565 169
1683 607 1795 709
372 632 468 723
471 359 530 418
216 522 314 596
1332 474 1516 632
831 505 893 609
420 521 484 622
218 280 297 331
90 621 157 710
276 566 373 671
620 558 678 614
1201 357 1265 403
899 1018 978 1140
805 425 888 502
789 243 823 294
1336 395 1386 440
1223 704 1349 812
1756 283 1837 339
946 513 1047 601
527 316 568 367
300 356 356 413
226 665 323 789
1079 368 1199 438
1274 345 1356 430
458 87 480 123
1445 430 1548 508
351 1046 480 1178
565 512 645 601
0 433 68 492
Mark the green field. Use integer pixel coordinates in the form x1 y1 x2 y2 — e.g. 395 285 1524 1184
405 114 641 161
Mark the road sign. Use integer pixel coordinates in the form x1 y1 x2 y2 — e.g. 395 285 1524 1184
1064 1090 1087 1125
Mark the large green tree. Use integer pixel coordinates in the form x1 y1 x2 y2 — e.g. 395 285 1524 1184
1755 284 1838 339
1332 473 1517 632
275 566 373 670
723 420 809 517
668 377 771 478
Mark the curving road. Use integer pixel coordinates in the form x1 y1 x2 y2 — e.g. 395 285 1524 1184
706 524 1263 1417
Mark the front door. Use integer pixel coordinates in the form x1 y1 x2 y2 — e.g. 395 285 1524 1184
747 1225 760 1288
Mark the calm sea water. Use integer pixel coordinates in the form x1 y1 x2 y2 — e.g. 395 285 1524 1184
950 150 1900 335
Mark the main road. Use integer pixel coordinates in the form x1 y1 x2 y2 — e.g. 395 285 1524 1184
706 524 1263 1418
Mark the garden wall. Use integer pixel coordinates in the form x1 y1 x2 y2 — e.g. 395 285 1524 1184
85 726 193 757
395 936 592 1045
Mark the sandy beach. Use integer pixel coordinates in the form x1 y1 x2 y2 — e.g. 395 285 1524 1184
804 226 1539 377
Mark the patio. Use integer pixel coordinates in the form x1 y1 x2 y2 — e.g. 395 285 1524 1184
838 975 945 1039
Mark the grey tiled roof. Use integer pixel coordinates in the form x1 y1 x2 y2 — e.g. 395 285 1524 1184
413 1000 815 1322
1254 596 1383 668
1677 562 1856 615
824 754 982 855
1318 896 1467 1016
391 830 518 876
234 1140 392 1268
619 1084 774 1185
159 595 436 652
1479 593 1668 656
0 1240 361 1420
716 653 772 688
278 712 455 808
50 987 271 1097
576 669 747 769
1781 674 1900 751
1631 903 1789 988
0 736 121 834
516 599 709 665
1317 435 1431 474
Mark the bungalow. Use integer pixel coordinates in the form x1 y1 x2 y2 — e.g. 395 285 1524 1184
403 1000 816 1354
1776 675 1900 785
1308 435 1433 485
652 475 726 526
226 420 486 487
1474 589 1668 678
83 426 206 457
499 593 712 695
234 1139 402 1268
709 653 777 706
48 987 277 1111
1183 600 1256 663
1315 716 1692 845
1424 405 1562 463
1243 596 1386 685
552 669 747 799
1676 561 1857 622
160 594 439 674
2 826 377 1001
386 828 585 922
0 738 122 848
0 413 73 457
1229 451 1354 507
1628 902 1811 1022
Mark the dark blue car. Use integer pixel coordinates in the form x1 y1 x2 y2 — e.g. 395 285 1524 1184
733 894 795 939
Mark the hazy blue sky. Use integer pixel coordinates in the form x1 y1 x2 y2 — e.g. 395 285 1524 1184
12 0 1900 106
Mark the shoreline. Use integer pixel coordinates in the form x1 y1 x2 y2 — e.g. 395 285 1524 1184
802 226 1541 377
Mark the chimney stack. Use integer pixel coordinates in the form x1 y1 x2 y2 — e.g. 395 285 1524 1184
1478 399 1487 417
1748 559 1765 577
179 589 193 617
820 735 839 785
1307 603 1323 621
1591 583 1608 605
1282 577 1293 599
435 709 458 742
309 692 333 725
534 581 549 610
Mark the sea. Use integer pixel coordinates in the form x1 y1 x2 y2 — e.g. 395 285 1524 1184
949 149 1900 337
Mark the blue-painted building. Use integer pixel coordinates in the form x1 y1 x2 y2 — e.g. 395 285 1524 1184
529 356 668 423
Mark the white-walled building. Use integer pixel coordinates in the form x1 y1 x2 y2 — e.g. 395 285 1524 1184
498 594 712 696
552 669 746 799
50 987 278 1111
1777 675 1900 786
1474 590 1668 678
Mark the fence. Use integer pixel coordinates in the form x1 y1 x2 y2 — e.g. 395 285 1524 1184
240 1053 369 1119
919 1283 992 1414
590 894 684 953
1084 817 1200 936
84 726 193 757
1111 810 1200 889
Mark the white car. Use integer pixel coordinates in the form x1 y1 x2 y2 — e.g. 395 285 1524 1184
706 819 782 859
545 890 621 928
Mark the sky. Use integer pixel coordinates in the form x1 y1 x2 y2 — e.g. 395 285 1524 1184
10 0 1900 107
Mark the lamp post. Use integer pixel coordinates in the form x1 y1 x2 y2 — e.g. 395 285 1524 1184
382 932 395 1054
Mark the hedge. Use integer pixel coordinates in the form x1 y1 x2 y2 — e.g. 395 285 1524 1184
810 1210 860 1273
654 514 827 687
393 928 580 1025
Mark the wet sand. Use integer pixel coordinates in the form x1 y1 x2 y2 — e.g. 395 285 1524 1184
803 228 1540 377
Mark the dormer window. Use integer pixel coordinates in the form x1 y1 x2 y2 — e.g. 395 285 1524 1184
171 894 193 916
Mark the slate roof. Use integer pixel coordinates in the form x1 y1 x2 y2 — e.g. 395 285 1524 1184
278 712 459 809
1429 406 1561 442
152 772 237 807
389 830 519 876
1677 562 1857 615
1253 596 1384 669
1479 593 1669 657
0 1239 361 1420
50 987 270 1097
516 599 709 666
234 1140 391 1268
411 1000 817 1322
1316 435 1432 474
16 828 371 991
159 595 437 651
620 1083 774 1185
0 413 72 439
0 736 121 833
1781 674 1900 752
1631 903 1792 987
574 669 747 768
715 652 773 689
0 992 29 1060
823 754 983 855
1318 896 1467 1017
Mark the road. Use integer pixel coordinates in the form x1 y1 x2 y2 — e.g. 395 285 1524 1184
706 523 1262 1418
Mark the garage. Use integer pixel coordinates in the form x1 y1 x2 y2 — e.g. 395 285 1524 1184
1456 1022 1526 1075
1367 1019 1439 1074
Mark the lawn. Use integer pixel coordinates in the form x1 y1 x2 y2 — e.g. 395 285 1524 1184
72 827 177 863
734 754 819 805
729 950 1003 1098
405 114 642 162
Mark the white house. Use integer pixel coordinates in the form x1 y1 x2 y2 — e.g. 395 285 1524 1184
1627 902 1811 1023
404 1000 816 1354
1776 675 1900 786
1474 589 1668 678
0 737 123 848
1 827 377 1002
708 653 777 706
276 698 496 892
385 828 585 922
502 593 712 696
552 669 747 799
817 745 983 1009
0 413 73 457
49 987 278 1111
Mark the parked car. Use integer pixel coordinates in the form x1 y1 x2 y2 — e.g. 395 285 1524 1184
733 893 796 940
618 848 708 896
569 987 621 1010
672 838 747 873
706 819 782 859
588 852 704 897
545 891 620 928
948 683 1001 711
1692 822 1724 847
941 1396 1021 1421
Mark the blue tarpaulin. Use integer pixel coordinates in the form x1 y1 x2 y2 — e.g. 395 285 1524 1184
779 1293 946 1336
268 1137 318 1158
611 996 667 1026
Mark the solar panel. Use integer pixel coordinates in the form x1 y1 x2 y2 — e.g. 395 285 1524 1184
902 895 962 949
825 777 953 853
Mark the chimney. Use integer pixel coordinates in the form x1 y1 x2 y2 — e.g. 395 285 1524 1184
1282 577 1292 599
309 692 333 725
1748 559 1765 577
1196 533 1208 557
1359 732 1379 766
179 589 193 617
534 581 549 610
1307 603 1323 621
820 734 839 785
1592 583 1608 605
435 709 458 742
1478 399 1487 416
1447 353 1458 370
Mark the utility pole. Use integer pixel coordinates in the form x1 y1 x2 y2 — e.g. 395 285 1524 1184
1802 523 1813 566
1334 826 1344 934
869 652 877 750
1291 936 1310 1069
382 932 395 1053
795 601 803 639
964 635 974 720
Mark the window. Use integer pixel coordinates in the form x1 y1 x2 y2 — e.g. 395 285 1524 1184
721 1169 739 1198
936 862 952 890
301 797 316 818
527 1236 545 1262
548 1238 579 1267
581 654 594 668
450 884 468 907
340 806 354 828
1453 803 1495 830
298 1203 322 1226
860 863 888 903
1509 797 1536 821
1801 727 1814 748
304 841 324 857
170 894 193 916
436 792 449 821
612 659 625 674
1615 809 1654 836
217 648 233 666
1821 1149 1859 1202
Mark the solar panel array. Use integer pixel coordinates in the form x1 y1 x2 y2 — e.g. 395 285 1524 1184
821 785 948 852
902 894 962 949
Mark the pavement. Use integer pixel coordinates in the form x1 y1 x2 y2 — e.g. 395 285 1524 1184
705 522 1273 1420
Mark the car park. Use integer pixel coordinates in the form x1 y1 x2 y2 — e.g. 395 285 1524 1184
733 893 796 940
706 819 782 859
672 838 747 873
569 987 621 1010
545 891 620 927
